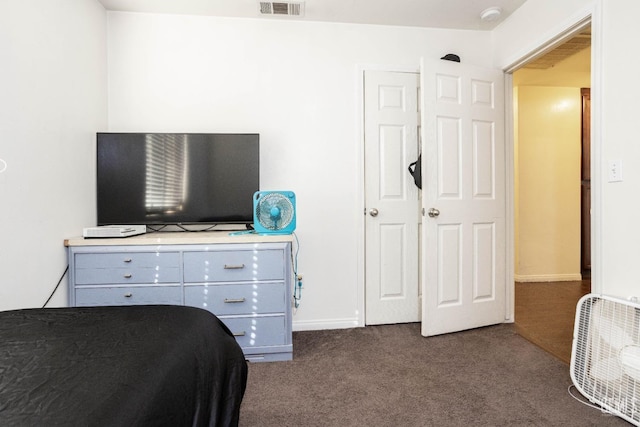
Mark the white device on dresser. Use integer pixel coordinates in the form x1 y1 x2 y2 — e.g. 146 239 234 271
82 225 147 238
65 232 294 362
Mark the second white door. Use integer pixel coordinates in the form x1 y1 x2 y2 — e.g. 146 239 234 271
364 70 421 325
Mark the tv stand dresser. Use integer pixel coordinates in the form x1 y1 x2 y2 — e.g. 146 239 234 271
65 232 293 362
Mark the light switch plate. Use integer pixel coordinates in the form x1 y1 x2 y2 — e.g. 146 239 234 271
608 159 623 182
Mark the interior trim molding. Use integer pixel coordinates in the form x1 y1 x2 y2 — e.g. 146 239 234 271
501 5 594 73
515 273 584 283
293 317 360 332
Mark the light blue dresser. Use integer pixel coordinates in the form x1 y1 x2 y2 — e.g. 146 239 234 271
66 232 293 362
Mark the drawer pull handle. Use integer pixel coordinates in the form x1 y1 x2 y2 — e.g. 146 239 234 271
124 273 132 279
233 331 246 337
224 298 246 304
123 258 132 263
124 293 132 298
224 264 245 270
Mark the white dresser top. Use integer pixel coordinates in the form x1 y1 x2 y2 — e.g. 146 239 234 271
65 230 293 247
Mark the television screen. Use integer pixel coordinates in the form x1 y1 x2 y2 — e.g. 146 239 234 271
96 133 259 226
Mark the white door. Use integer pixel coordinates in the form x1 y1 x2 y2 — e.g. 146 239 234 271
364 70 421 325
421 59 506 336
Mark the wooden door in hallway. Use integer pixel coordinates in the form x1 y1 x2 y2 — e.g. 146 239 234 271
581 88 591 278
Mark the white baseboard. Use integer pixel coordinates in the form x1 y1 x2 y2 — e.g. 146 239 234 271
293 317 361 332
514 273 583 283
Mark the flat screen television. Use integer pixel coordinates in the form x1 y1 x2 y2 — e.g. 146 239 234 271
96 133 259 227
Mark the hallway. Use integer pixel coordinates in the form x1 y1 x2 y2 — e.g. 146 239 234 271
514 280 591 364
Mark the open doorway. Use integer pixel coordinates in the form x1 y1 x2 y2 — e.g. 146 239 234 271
512 28 592 364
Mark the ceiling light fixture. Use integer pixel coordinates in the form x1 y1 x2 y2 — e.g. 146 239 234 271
480 7 502 22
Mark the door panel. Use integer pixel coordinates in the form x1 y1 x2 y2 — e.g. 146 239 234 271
421 59 506 336
364 70 420 325
438 117 462 196
438 224 462 305
473 222 496 300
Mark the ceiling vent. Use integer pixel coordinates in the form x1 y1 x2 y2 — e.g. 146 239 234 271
259 2 304 17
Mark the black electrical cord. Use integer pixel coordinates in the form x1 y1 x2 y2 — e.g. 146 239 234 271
146 224 223 233
42 265 69 308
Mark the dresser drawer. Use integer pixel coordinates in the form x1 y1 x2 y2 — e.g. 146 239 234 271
183 250 284 282
75 285 182 306
75 267 180 285
220 316 286 348
75 252 180 269
184 282 285 315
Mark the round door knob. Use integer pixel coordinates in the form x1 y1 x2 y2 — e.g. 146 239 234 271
369 208 379 217
428 208 440 218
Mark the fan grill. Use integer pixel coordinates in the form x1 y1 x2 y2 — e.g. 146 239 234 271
571 294 640 424
256 193 294 230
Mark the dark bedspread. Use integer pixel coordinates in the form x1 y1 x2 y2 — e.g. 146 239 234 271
0 305 247 427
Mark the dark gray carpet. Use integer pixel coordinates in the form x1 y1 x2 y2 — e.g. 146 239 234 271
240 323 629 426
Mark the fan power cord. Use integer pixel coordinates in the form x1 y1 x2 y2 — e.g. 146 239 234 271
567 384 613 415
294 274 303 309
292 232 302 309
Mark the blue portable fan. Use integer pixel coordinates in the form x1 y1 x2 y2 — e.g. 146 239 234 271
253 191 296 235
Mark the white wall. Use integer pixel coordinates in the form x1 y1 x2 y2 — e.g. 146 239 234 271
14 0 636 325
512 46 590 283
106 12 492 330
495 0 640 299
598 0 640 298
0 0 107 310
515 86 582 281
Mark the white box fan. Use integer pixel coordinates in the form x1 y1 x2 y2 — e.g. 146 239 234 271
571 293 640 425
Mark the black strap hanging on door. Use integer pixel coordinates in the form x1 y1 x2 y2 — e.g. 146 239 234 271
408 154 422 189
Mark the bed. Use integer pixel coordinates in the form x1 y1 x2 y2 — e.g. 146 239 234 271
0 305 247 427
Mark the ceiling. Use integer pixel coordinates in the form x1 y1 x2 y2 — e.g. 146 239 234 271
97 0 528 31
524 28 591 69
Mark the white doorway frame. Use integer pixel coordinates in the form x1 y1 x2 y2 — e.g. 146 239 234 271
503 2 603 323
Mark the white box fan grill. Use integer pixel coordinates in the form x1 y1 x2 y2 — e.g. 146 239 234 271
571 294 640 425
